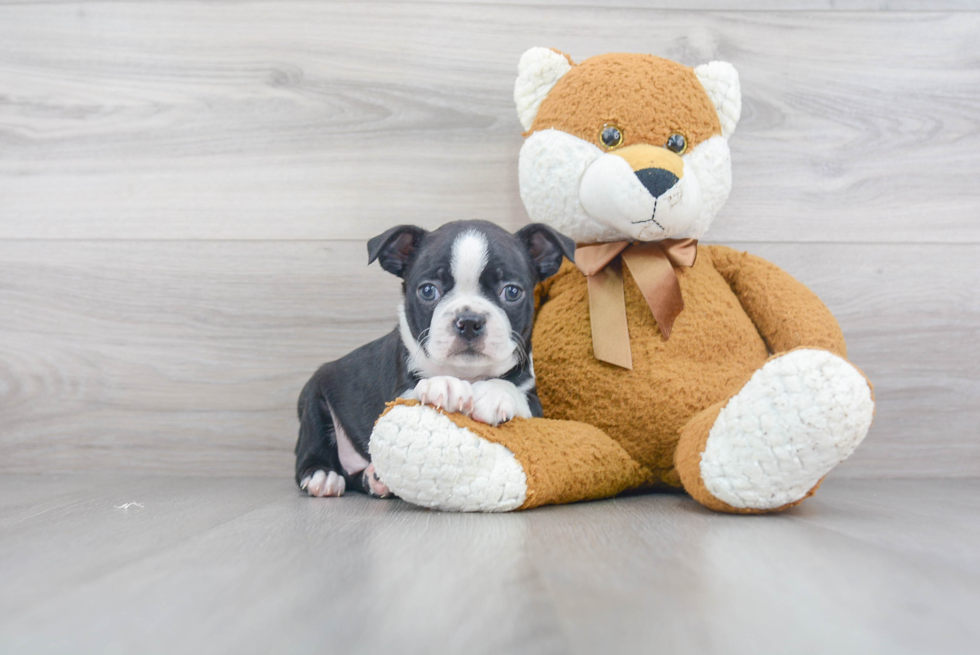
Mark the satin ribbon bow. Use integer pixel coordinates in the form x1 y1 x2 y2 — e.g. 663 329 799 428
574 239 698 370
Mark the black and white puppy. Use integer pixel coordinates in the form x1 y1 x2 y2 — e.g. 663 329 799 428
294 220 575 498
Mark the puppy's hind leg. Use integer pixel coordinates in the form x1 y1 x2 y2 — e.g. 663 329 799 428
295 390 347 498
356 463 392 499
295 387 393 499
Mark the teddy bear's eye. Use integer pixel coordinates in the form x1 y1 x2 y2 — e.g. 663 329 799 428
599 125 624 149
665 133 687 154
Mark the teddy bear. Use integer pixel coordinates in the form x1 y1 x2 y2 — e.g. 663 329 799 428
368 48 875 514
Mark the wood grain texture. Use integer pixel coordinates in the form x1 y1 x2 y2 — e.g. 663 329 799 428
1 474 979 655
1 240 976 478
1 4 979 243
0 2 977 478
380 0 980 7
0 240 401 477
381 1 980 8
6 0 980 7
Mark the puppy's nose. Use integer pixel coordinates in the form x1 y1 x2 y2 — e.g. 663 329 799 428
635 168 679 198
454 313 485 340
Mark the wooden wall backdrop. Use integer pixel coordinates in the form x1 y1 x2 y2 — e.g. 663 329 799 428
1 1 978 479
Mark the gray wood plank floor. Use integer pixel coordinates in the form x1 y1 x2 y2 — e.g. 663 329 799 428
1 475 978 655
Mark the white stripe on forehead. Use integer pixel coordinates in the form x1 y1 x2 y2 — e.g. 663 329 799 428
450 230 489 295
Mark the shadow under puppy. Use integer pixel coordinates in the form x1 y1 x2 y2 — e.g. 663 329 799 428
295 220 575 497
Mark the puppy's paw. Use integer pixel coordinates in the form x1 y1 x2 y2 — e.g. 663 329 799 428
300 469 346 497
470 379 533 427
414 376 474 415
362 463 392 499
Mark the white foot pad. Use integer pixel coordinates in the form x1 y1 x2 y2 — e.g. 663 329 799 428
362 463 391 498
369 404 528 512
700 349 874 510
413 376 474 415
300 470 346 497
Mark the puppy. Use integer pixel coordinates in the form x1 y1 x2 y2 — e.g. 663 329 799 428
294 220 576 497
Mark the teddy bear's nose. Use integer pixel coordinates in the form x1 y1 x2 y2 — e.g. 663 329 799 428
610 144 684 198
635 167 680 198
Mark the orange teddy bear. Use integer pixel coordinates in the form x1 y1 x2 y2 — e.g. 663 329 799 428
369 49 875 513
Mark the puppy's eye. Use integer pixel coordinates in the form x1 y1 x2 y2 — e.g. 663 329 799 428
599 125 624 149
665 133 687 154
417 283 441 302
500 285 524 303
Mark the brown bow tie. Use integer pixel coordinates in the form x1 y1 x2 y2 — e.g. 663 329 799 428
574 239 698 370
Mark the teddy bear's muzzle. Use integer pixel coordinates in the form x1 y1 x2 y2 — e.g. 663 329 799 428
579 144 702 240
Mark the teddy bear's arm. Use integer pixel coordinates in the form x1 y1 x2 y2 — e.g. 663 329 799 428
706 244 847 357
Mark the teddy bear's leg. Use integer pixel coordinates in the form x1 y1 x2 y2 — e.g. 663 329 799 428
370 400 648 512
674 348 875 514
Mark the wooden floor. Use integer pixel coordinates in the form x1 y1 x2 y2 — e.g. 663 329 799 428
1 475 978 655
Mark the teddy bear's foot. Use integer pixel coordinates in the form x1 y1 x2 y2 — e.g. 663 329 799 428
370 403 529 512
370 400 648 512
676 348 875 513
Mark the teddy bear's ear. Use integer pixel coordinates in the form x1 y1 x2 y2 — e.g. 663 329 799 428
514 47 574 131
694 61 741 139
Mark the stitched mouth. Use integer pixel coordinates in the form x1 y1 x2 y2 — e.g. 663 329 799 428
631 198 666 229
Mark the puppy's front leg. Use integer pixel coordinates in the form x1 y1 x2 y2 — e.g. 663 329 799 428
412 376 474 414
470 379 533 426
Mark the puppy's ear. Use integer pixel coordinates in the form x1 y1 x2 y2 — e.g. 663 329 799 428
515 223 576 280
367 225 428 278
